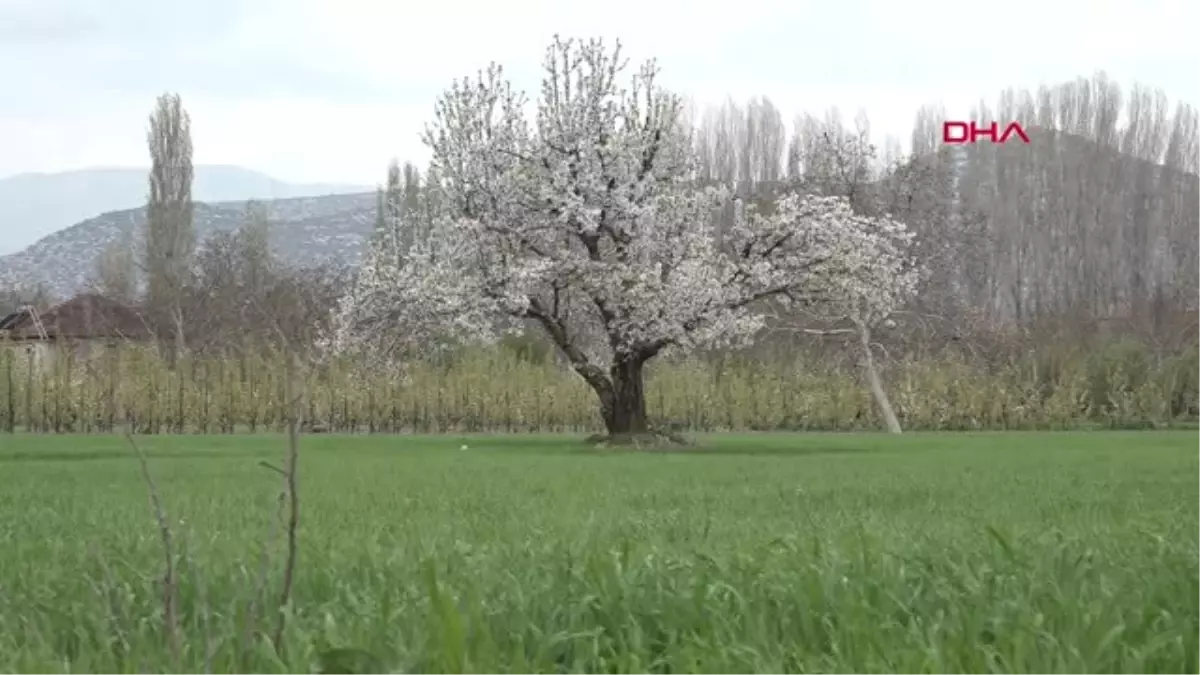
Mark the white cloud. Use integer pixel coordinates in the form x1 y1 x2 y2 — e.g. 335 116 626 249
1 0 1196 184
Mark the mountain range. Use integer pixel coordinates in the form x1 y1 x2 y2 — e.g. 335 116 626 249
0 190 378 299
0 166 370 256
0 166 376 299
2 143 1195 302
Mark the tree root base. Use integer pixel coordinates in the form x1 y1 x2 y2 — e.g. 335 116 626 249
583 431 693 450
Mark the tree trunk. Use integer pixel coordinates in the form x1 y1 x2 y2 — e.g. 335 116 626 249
856 320 902 434
601 357 649 435
172 304 186 366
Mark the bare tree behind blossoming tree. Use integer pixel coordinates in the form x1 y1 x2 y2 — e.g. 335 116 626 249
326 37 921 440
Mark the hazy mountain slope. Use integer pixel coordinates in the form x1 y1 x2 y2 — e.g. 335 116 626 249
0 166 371 255
0 192 377 299
4 134 1195 302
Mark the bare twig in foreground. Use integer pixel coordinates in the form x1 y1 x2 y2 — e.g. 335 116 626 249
126 433 181 668
241 471 285 662
271 353 302 650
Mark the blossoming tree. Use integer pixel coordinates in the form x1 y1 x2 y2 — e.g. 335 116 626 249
330 37 919 439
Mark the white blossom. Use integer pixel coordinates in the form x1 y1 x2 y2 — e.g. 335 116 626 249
327 37 920 433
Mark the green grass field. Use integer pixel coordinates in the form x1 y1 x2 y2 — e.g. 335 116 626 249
0 432 1196 673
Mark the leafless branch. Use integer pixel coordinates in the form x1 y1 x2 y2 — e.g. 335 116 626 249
271 354 301 650
125 433 181 668
248 290 306 654
800 327 855 336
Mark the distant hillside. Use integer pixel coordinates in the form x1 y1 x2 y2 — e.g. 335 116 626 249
3 132 1195 302
0 166 371 255
0 192 377 298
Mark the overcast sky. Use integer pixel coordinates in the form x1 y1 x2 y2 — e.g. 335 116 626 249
2 0 1196 185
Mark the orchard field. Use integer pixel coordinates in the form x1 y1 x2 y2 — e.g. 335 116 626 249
1 431 1196 673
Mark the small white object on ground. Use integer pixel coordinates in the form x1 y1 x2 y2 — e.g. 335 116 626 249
460 444 469 451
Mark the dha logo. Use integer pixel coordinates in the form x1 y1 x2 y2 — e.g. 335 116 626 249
942 121 1031 145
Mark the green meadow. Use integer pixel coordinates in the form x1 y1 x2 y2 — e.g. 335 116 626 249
0 432 1196 673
